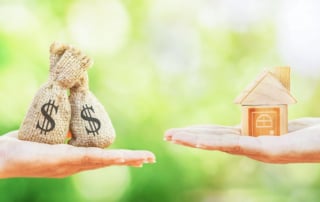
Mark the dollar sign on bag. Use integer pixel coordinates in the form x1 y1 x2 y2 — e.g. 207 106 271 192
81 104 101 136
36 99 59 135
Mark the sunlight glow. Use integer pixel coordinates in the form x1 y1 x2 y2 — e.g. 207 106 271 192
277 0 320 77
198 0 272 31
0 3 37 32
148 0 200 74
68 0 130 55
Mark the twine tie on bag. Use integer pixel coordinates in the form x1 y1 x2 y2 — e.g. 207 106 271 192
18 42 92 144
68 72 116 148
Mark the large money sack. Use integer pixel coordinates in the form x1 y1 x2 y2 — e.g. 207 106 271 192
18 42 92 144
68 73 116 148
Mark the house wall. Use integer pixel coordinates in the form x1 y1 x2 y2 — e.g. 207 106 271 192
241 105 288 136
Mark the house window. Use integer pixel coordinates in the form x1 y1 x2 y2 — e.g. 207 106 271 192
256 114 273 128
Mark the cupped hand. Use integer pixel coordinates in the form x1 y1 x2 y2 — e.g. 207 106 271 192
165 118 320 163
0 131 155 178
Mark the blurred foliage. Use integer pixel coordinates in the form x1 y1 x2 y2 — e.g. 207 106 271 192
1 0 320 202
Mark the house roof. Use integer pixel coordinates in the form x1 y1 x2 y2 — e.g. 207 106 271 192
234 70 297 105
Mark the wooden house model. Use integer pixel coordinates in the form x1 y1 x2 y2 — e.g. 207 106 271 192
234 67 297 136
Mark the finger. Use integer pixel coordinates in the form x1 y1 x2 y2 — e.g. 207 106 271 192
50 158 149 178
168 131 286 158
166 125 240 134
69 158 149 174
101 150 156 164
71 148 156 167
27 149 154 178
168 132 242 153
165 126 240 141
8 141 155 169
183 124 240 130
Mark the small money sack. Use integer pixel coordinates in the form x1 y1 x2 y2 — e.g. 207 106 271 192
18 42 92 144
68 72 116 148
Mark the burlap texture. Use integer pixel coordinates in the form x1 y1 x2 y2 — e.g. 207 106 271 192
49 42 70 80
54 47 93 88
68 73 116 148
18 84 71 144
18 42 92 144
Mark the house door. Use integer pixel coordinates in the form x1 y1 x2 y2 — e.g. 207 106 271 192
248 107 280 136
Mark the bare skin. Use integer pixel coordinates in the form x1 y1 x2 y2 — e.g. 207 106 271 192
0 131 155 178
164 118 320 164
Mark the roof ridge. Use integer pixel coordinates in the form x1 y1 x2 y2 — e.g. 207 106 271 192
234 70 269 104
234 69 297 105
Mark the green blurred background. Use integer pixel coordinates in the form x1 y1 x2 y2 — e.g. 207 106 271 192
1 0 320 201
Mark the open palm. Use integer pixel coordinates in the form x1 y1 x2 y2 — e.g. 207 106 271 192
0 131 155 178
165 118 320 163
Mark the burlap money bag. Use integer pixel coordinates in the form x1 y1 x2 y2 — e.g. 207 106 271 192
18 42 92 144
68 72 116 148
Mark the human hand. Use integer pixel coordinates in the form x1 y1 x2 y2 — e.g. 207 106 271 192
164 118 320 163
0 131 155 178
